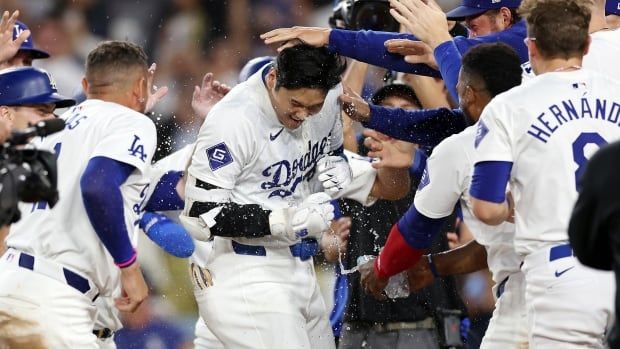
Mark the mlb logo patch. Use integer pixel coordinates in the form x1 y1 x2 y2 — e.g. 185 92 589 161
207 142 233 171
475 121 489 149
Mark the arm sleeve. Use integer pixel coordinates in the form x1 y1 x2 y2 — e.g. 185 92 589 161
328 29 441 77
81 157 137 267
188 200 272 238
568 144 620 270
365 105 467 147
434 40 463 103
470 161 513 203
144 171 184 211
375 204 445 279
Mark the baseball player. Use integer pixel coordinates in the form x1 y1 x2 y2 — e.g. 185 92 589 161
180 43 349 349
521 0 620 81
470 0 616 347
0 41 157 348
358 43 527 348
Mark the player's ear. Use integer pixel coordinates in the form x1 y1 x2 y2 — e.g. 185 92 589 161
499 7 512 26
81 78 89 95
266 67 277 90
0 106 14 122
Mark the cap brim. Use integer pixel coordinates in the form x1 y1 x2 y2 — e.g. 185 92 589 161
18 48 50 59
445 6 488 20
10 93 76 108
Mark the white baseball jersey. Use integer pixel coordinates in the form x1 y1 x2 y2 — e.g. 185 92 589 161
522 28 620 82
413 125 520 285
474 69 620 255
7 99 157 295
187 65 343 247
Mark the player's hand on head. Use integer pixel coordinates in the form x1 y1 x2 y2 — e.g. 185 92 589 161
0 10 29 67
359 257 388 300
116 262 149 313
316 155 353 195
339 85 371 123
191 72 231 119
144 63 169 114
364 129 416 169
260 26 331 51
384 39 438 70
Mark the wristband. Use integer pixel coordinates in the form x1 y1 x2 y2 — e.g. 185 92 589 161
427 254 440 278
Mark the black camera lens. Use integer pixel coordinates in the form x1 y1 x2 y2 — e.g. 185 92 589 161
353 2 400 32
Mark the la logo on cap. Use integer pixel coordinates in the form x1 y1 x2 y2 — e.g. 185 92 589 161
45 72 57 90
13 24 29 43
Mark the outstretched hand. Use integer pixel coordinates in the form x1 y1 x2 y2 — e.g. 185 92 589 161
145 63 169 114
191 72 231 119
260 26 331 52
0 10 30 67
384 39 438 70
389 0 452 49
363 129 416 169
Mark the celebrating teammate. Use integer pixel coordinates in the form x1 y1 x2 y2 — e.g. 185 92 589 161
0 41 157 348
470 0 617 347
180 44 348 349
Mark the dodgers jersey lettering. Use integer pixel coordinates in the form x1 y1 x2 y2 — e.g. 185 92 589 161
413 126 520 284
475 69 620 255
188 65 343 247
7 99 157 295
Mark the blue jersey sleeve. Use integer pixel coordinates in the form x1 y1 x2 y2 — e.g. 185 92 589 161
81 156 137 267
470 161 513 203
328 29 441 77
434 41 463 103
365 105 467 147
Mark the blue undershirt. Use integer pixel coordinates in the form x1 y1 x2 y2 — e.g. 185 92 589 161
81 156 136 266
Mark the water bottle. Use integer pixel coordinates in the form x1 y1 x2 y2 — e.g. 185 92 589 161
356 255 410 298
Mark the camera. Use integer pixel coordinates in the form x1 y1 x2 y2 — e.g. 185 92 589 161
0 119 64 226
329 0 400 32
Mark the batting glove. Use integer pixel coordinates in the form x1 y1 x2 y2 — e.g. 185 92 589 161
269 193 335 240
316 156 353 195
140 212 195 258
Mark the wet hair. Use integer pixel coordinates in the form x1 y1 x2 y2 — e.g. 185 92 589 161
371 83 421 108
519 0 592 59
85 41 148 85
461 42 523 97
274 43 346 92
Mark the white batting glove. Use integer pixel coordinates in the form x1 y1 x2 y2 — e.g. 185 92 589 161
316 155 353 195
269 193 335 240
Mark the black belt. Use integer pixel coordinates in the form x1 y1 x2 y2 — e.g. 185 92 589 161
93 328 113 339
346 318 436 333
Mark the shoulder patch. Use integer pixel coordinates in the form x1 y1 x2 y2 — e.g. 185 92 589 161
418 167 430 190
206 142 233 171
474 121 489 149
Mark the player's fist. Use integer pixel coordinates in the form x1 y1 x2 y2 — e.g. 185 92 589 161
316 156 353 195
116 263 149 313
291 193 335 239
139 212 195 258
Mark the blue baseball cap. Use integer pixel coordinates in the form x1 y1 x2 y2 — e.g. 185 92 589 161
14 21 49 59
446 0 522 20
0 67 75 108
607 0 620 15
238 56 274 82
